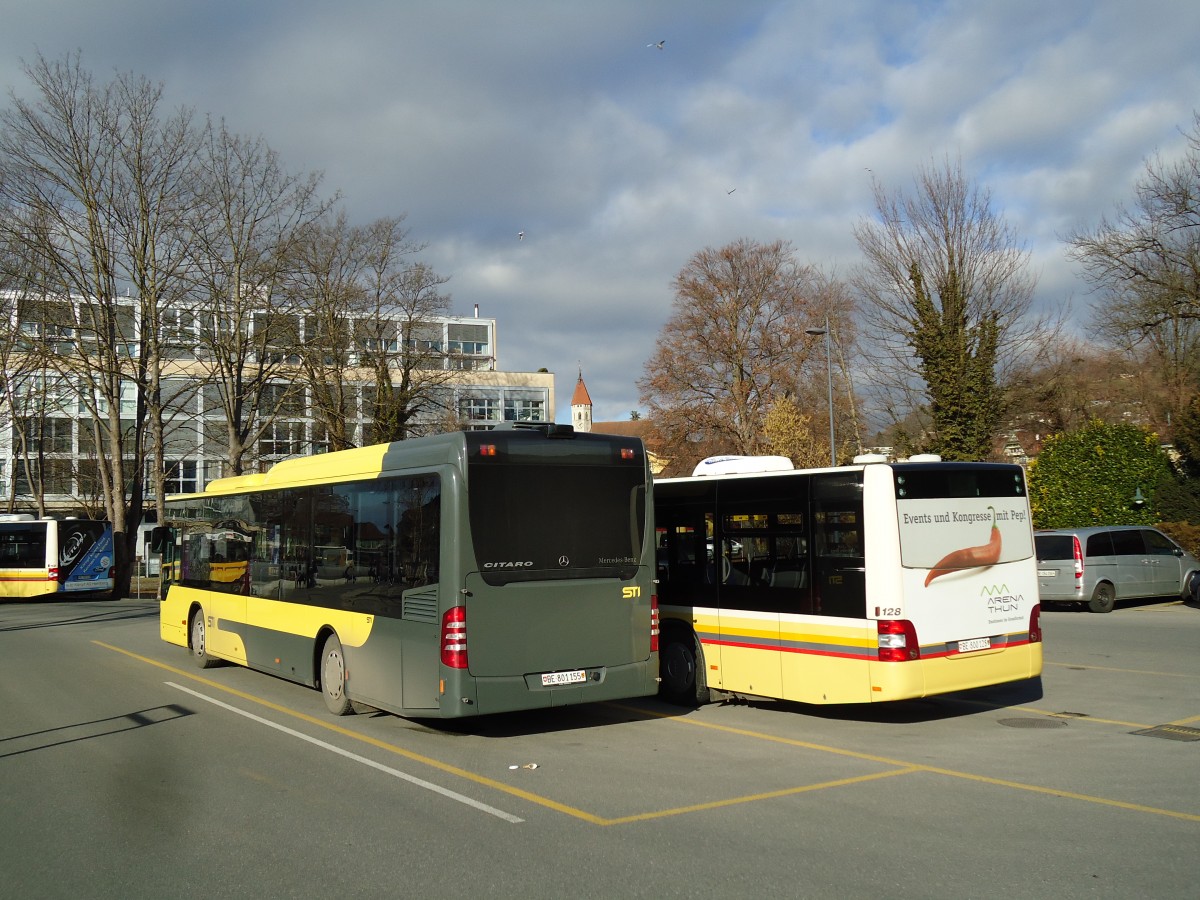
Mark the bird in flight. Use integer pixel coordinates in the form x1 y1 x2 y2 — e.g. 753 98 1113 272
727 188 736 194
648 40 665 49
517 231 525 240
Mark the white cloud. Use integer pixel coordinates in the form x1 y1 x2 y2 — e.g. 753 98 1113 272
2 0 1198 423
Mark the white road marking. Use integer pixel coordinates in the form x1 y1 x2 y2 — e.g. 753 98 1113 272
165 681 524 823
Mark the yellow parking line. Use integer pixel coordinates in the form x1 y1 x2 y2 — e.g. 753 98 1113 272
92 641 607 824
602 768 920 825
1045 660 1196 679
626 706 1200 823
97 641 1200 826
933 695 1152 730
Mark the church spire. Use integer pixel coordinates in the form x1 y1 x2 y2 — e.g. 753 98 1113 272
571 369 593 432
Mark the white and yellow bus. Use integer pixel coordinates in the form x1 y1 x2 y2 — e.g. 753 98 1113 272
157 424 659 718
654 455 1042 705
0 515 115 599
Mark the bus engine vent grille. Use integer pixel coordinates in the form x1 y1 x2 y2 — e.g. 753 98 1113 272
402 588 439 624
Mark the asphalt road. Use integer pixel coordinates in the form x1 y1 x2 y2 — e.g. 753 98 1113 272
2 595 1197 899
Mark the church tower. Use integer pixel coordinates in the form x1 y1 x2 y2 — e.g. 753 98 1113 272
571 370 593 433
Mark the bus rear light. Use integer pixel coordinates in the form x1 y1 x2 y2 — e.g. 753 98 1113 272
1072 535 1083 591
48 566 59 581
877 619 920 661
620 448 635 460
441 606 468 669
650 594 659 652
1028 604 1042 643
479 444 497 457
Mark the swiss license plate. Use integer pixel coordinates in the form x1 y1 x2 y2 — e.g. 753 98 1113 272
957 637 991 653
541 669 587 686
1037 569 1055 577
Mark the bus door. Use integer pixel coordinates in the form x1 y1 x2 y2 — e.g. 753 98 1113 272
655 485 720 684
715 484 793 700
810 474 867 619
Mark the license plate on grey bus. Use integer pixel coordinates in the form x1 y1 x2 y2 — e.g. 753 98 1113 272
957 637 991 653
541 669 587 686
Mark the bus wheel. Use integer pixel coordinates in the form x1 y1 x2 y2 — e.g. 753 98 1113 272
659 630 709 706
1088 583 1116 614
189 609 220 669
320 634 354 716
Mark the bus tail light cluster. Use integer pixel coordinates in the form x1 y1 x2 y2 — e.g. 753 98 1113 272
441 606 468 669
877 619 920 661
649 593 659 652
48 566 59 582
1028 604 1042 643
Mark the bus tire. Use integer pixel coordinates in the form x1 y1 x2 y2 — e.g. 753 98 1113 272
1088 582 1116 614
659 628 710 706
320 634 354 716
189 608 221 669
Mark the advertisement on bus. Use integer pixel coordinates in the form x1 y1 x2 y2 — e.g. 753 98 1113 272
59 521 116 593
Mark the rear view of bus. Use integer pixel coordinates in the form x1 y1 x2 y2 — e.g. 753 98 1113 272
0 516 57 598
655 456 1040 707
878 461 1042 700
0 516 115 599
447 428 659 714
158 425 658 719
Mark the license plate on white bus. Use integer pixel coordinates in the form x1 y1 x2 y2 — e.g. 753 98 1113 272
956 637 991 653
541 669 587 686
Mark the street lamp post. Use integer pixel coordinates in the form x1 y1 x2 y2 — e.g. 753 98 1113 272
805 318 836 466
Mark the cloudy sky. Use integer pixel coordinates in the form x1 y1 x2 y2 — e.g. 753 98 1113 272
3 1 1199 423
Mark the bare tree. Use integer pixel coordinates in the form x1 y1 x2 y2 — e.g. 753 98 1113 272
853 158 1043 460
290 211 367 451
186 119 330 475
1068 111 1200 428
294 213 455 447
638 238 845 474
358 252 455 443
0 52 198 596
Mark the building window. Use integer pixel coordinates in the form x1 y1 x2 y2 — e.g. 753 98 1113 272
447 323 490 357
259 422 306 457
261 384 306 417
457 396 499 422
503 396 546 422
312 424 332 455
163 460 199 494
20 417 74 454
14 459 75 496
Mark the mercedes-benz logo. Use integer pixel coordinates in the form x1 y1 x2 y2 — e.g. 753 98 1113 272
558 555 570 567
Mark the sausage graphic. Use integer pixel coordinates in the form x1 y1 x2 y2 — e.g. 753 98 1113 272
924 506 1001 587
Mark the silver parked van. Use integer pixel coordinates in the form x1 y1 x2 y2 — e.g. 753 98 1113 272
1034 526 1200 613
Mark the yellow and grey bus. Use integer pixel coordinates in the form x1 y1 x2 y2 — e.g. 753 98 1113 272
157 424 659 717
655 455 1042 706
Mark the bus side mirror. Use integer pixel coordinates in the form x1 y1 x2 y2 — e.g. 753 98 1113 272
150 526 174 554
